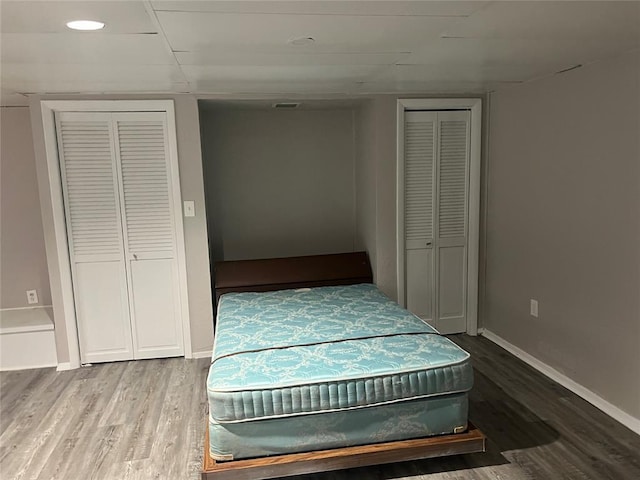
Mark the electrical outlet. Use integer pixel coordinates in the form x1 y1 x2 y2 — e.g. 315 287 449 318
27 290 38 305
530 299 539 318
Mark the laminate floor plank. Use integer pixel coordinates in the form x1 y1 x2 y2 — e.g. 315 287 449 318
8 377 86 479
144 359 197 479
109 361 173 463
1 335 639 480
0 369 50 432
0 368 72 452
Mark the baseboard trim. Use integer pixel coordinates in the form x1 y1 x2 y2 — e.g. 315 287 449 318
192 350 212 360
1 362 57 372
56 362 72 371
482 329 640 436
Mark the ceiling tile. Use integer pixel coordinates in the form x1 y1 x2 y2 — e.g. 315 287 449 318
1 1 156 34
175 51 407 66
0 1 637 97
397 37 638 83
443 1 640 43
373 63 537 84
190 80 360 95
0 33 175 64
402 37 637 70
356 80 489 94
151 1 488 17
181 65 385 85
2 64 186 90
181 63 395 94
3 81 190 96
156 11 459 53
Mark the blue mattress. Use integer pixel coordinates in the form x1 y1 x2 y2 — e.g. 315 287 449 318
207 284 473 459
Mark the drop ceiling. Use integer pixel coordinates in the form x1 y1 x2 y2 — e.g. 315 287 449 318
1 1 639 106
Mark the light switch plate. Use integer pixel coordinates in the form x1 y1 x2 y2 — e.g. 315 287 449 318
183 201 195 217
530 299 539 318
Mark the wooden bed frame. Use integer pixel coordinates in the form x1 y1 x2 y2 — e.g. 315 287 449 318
203 252 485 479
213 251 374 306
202 423 485 480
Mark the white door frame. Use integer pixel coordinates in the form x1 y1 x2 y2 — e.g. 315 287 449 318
40 100 192 368
396 98 482 335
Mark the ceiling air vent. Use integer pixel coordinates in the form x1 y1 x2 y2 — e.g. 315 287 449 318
273 102 301 109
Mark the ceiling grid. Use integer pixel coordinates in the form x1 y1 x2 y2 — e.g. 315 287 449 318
0 1 638 105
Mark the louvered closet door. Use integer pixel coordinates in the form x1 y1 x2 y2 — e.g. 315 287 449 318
404 111 436 325
435 111 470 333
403 110 470 334
56 112 134 363
113 113 184 359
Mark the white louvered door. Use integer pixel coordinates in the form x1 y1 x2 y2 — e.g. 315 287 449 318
435 111 470 333
57 111 184 363
404 112 436 326
113 113 183 359
404 110 470 334
56 112 134 363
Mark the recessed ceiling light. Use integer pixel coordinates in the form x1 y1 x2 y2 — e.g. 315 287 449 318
66 20 105 31
288 36 315 46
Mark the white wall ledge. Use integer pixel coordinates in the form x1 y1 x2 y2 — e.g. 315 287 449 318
0 306 54 334
0 306 57 371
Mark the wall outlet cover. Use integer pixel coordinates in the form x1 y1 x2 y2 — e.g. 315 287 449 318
27 290 39 304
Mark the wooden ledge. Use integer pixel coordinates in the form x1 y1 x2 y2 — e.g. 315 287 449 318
202 424 486 480
213 252 373 305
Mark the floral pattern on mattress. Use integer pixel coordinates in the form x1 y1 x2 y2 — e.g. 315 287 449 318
208 284 472 423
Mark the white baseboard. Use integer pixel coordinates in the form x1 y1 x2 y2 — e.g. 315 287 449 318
56 362 72 371
482 329 640 436
191 350 212 359
1 362 57 371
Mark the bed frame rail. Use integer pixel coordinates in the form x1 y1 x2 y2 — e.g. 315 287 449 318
202 424 486 480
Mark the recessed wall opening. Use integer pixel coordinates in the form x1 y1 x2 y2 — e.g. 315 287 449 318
197 98 368 288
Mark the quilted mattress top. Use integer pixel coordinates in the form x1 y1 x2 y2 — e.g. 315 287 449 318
208 284 472 423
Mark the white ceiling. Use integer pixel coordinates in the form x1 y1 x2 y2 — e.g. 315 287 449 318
1 1 639 106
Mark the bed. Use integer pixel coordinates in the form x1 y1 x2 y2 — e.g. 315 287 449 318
202 252 484 480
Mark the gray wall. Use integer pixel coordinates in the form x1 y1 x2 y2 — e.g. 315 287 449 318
0 107 51 309
353 95 405 300
485 51 640 419
29 94 214 362
371 96 403 300
200 107 356 262
354 101 377 280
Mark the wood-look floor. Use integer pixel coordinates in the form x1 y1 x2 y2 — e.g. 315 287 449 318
1 335 639 480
